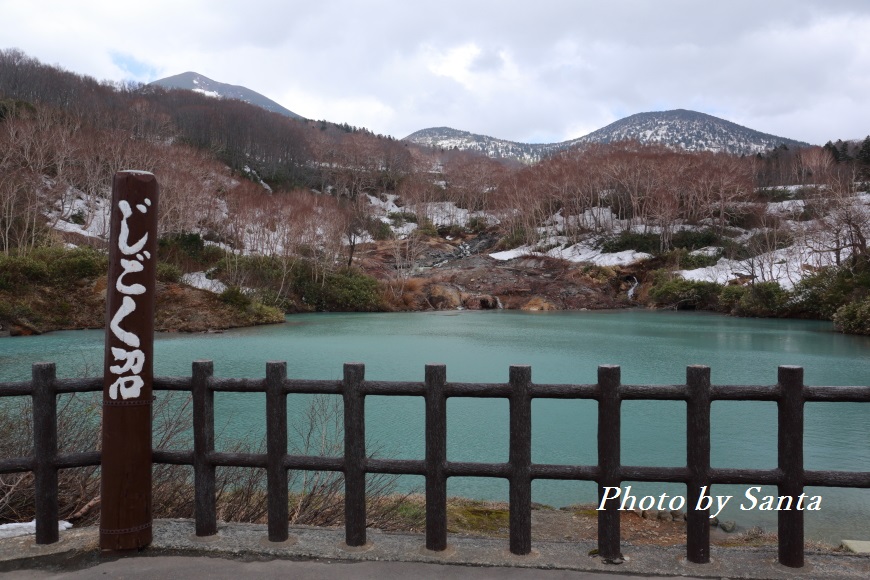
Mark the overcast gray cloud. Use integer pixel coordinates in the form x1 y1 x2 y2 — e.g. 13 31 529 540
2 0 868 144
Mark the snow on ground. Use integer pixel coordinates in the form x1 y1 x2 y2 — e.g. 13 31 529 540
678 242 843 290
552 244 653 266
243 165 272 192
49 195 112 241
192 88 221 99
491 240 653 267
181 272 227 294
366 193 402 215
0 520 71 539
690 246 721 257
766 199 806 216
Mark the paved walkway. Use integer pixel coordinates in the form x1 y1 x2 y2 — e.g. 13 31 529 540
1 520 867 579
6 556 699 579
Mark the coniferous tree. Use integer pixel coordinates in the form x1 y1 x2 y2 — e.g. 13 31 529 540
857 136 870 179
836 139 852 163
824 140 841 163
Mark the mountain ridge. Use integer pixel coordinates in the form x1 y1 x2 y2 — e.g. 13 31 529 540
150 71 304 120
406 109 812 162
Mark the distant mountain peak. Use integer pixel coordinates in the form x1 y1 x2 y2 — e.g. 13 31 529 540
405 109 811 162
573 109 809 154
149 72 304 120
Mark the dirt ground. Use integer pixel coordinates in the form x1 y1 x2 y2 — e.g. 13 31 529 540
392 497 842 552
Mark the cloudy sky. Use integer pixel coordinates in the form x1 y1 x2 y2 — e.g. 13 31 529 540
2 0 869 145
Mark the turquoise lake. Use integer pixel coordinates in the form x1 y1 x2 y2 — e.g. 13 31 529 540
1 310 868 543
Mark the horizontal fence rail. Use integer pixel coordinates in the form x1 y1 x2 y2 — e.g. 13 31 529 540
1 362 868 568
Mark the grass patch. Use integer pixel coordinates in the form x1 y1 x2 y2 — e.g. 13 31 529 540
447 499 510 535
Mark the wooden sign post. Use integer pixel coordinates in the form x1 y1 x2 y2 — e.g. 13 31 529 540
100 171 158 550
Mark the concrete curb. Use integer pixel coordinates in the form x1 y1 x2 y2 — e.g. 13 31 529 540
1 519 868 579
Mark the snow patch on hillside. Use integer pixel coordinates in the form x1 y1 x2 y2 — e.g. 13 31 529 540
182 272 227 293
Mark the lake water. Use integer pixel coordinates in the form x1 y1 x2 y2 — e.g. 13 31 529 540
1 310 868 543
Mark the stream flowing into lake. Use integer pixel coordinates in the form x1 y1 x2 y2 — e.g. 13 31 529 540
2 310 868 543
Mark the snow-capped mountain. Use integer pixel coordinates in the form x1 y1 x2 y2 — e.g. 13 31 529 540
569 109 810 154
405 109 811 162
150 72 304 120
404 127 557 163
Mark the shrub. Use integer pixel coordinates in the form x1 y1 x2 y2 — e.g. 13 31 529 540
219 286 251 308
0 246 106 291
156 262 182 284
415 218 438 237
466 216 489 233
158 233 223 269
666 248 721 270
368 220 394 241
387 211 418 226
718 285 747 313
319 269 383 312
69 210 86 226
734 282 791 317
671 229 720 251
647 271 722 310
791 259 870 320
438 224 466 238
833 297 870 334
496 227 530 251
600 229 721 256
599 231 660 254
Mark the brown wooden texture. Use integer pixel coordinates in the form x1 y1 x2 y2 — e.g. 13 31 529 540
424 364 447 551
4 360 868 568
343 363 366 546
597 365 622 561
32 363 58 544
509 365 532 555
686 365 711 564
778 366 805 568
100 171 158 550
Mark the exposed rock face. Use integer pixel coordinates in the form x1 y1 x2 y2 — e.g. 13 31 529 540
422 255 631 311
363 227 637 313
427 284 462 310
521 297 557 311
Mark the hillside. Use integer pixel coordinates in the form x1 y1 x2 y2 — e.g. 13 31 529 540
404 127 557 163
405 110 811 162
2 48 869 336
150 71 304 119
568 109 810 155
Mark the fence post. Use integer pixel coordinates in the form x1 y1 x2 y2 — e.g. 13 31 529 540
100 171 158 550
509 365 532 555
424 364 448 551
597 365 622 562
778 365 804 568
192 360 216 536
266 361 289 542
343 363 366 547
686 365 711 564
32 362 58 545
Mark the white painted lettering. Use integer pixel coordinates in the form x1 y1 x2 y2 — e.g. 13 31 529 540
109 347 145 375
109 375 144 400
118 201 148 255
116 259 146 295
110 296 140 348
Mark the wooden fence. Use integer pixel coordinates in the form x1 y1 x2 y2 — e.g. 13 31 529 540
1 361 869 568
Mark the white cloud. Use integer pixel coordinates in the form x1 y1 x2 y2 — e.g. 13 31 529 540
2 0 869 144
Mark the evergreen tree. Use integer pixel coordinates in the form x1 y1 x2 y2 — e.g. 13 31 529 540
857 136 870 179
824 140 841 163
857 136 870 166
836 139 852 163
